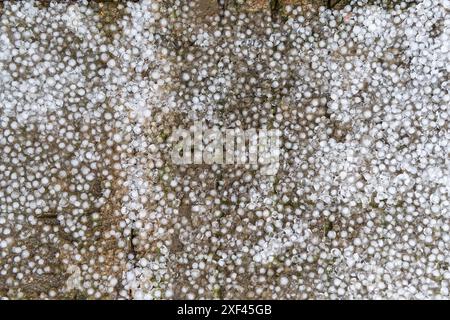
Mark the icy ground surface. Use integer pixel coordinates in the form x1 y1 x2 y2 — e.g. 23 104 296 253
0 0 449 299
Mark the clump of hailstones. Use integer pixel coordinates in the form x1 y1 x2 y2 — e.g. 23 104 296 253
1 0 450 300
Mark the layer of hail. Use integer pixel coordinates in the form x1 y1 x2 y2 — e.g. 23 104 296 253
0 0 449 299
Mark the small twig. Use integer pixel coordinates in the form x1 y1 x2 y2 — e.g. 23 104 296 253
328 0 344 9
270 0 281 20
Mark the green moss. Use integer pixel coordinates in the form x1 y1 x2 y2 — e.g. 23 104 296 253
323 220 333 237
